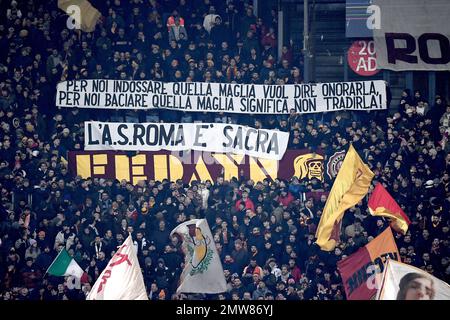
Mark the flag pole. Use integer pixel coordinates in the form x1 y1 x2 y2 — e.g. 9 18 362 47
375 258 391 300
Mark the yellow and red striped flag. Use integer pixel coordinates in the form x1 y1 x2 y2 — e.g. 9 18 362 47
368 183 411 235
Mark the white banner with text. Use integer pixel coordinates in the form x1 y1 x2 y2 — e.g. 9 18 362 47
84 122 290 160
58 79 387 114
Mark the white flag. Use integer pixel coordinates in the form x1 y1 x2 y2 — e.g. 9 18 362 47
377 259 450 300
87 234 148 300
171 219 227 294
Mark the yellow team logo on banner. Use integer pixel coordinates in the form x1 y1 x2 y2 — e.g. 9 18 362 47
293 153 324 181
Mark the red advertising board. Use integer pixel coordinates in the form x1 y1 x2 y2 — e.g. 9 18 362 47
347 40 380 76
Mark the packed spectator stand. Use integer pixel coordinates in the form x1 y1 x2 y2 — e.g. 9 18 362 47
0 0 449 300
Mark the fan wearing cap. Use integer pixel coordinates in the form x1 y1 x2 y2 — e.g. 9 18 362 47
79 68 88 78
424 179 434 189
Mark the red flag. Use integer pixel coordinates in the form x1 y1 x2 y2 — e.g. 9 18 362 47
368 183 411 235
337 228 400 300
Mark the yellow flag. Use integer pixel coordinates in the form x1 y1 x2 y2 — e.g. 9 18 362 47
315 144 374 251
58 0 101 33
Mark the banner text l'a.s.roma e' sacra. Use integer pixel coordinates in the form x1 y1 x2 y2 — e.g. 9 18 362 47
84 122 289 161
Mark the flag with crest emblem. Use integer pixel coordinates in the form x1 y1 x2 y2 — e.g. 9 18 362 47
171 219 227 294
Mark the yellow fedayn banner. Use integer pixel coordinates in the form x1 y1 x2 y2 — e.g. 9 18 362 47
315 144 374 251
68 150 324 184
58 0 101 33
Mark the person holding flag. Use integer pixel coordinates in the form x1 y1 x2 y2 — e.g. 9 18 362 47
86 234 148 300
170 218 227 294
315 144 374 251
46 247 89 288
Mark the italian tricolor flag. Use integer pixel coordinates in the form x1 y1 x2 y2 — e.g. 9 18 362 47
47 248 88 283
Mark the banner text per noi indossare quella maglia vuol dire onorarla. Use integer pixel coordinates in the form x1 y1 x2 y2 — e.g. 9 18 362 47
56 79 387 114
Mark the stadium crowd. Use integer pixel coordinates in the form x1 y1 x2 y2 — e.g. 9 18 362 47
0 0 449 300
